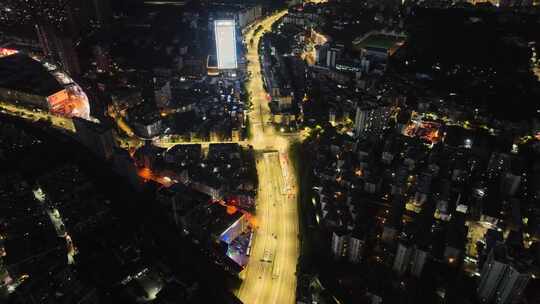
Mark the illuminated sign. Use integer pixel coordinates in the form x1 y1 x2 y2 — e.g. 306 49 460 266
214 20 238 69
47 89 69 109
0 48 18 58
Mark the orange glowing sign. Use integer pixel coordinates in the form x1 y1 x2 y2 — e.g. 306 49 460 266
138 167 152 180
226 205 238 215
246 214 258 228
0 48 18 58
47 89 69 107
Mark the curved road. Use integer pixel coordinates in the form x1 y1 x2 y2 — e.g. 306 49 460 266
236 10 300 304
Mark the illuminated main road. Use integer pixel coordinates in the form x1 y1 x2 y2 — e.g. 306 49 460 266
235 10 300 304
0 101 76 132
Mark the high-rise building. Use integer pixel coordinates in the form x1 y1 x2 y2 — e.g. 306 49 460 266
477 247 530 304
64 0 112 33
367 0 403 8
35 24 53 58
315 44 328 66
354 104 391 138
153 78 172 108
499 0 534 6
331 231 348 259
32 0 113 76
382 225 398 244
410 248 428 278
354 106 370 137
496 266 530 304
500 172 521 197
361 58 370 73
35 24 81 76
237 5 262 29
393 243 413 275
414 170 434 205
74 118 115 160
348 235 365 263
91 0 113 27
487 152 511 178
113 149 144 190
56 36 82 76
478 249 510 302
93 45 112 73
326 47 339 68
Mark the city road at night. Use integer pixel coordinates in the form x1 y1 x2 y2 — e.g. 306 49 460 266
235 10 300 304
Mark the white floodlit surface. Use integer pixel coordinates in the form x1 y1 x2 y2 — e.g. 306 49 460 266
215 19 238 69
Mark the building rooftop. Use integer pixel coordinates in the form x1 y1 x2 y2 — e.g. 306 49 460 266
185 202 243 241
0 53 63 97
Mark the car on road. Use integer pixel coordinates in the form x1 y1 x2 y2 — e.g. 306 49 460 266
261 250 272 263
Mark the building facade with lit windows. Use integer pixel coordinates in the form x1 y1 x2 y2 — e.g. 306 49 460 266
393 243 413 275
478 246 531 304
354 103 392 139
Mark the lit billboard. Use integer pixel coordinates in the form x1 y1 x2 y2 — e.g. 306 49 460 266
47 89 69 110
0 48 18 58
214 20 237 69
